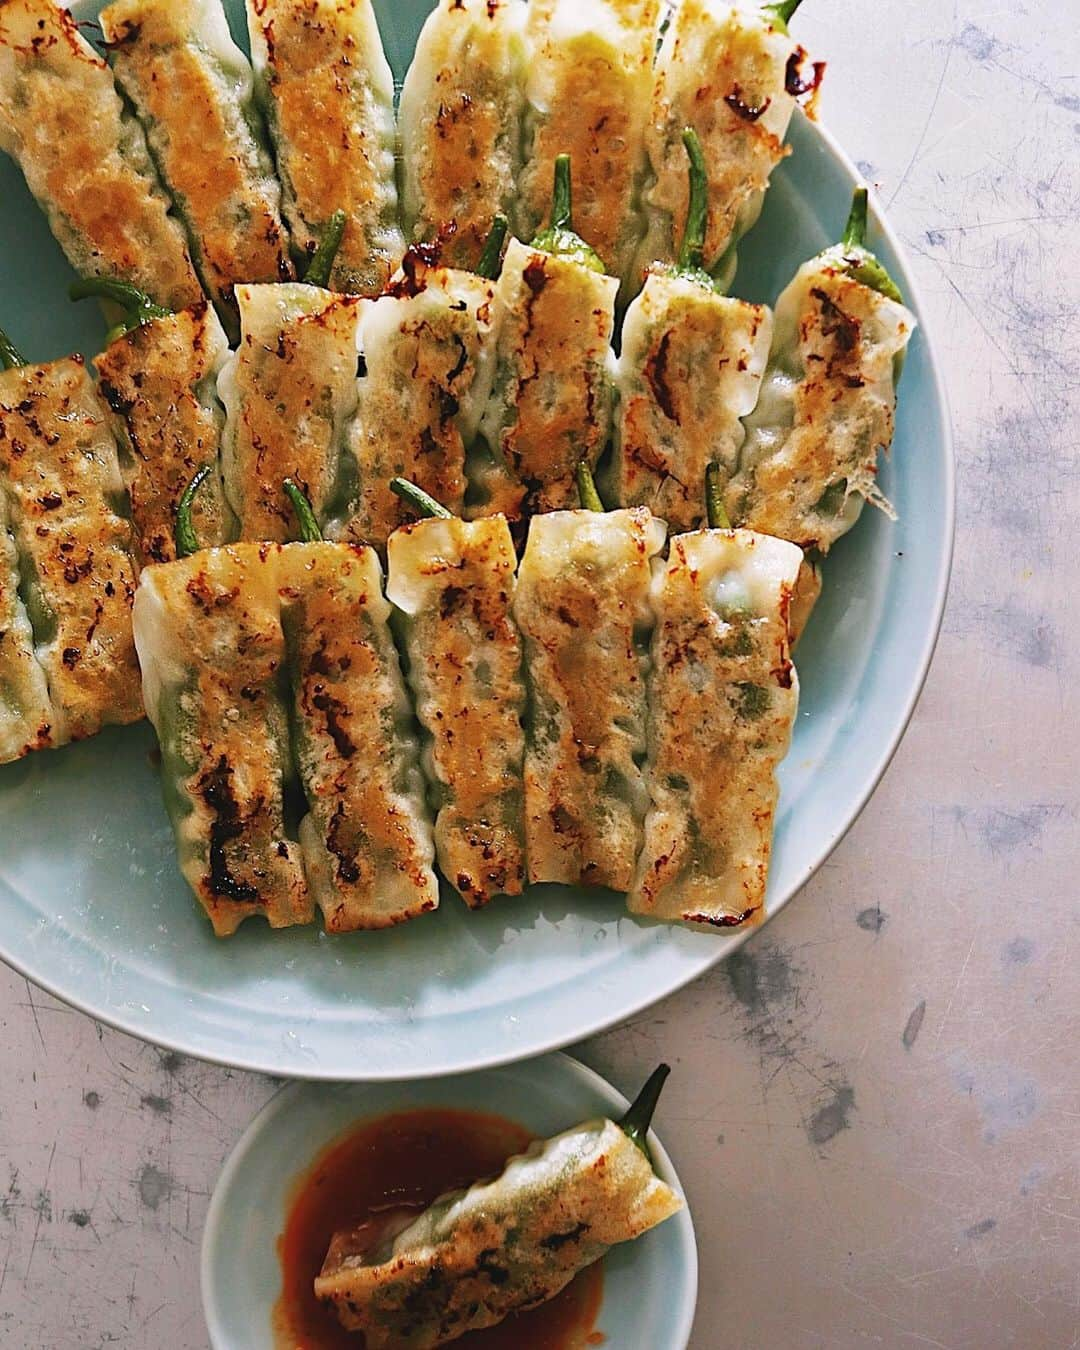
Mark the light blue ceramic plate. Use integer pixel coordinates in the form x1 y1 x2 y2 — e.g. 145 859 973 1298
201 1053 698 1350
0 2 954 1079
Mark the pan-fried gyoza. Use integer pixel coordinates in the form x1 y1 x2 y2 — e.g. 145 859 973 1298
218 282 362 543
93 295 233 567
278 539 439 932
726 188 915 636
133 543 312 937
100 0 293 335
400 0 528 270
514 476 664 891
0 0 200 309
631 486 802 927
342 251 497 551
245 0 404 294
315 1065 683 1347
611 128 772 531
479 158 618 518
0 339 142 764
387 485 526 907
520 0 660 293
640 0 819 289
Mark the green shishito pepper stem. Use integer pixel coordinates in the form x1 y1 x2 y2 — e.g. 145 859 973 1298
706 462 731 531
531 156 607 275
70 276 173 342
834 188 904 304
678 129 709 275
576 461 604 513
0 324 27 371
304 210 347 289
390 476 454 521
283 478 323 543
619 1063 671 1161
175 463 214 559
476 214 510 280
763 0 804 32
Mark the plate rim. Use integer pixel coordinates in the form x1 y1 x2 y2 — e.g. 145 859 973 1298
0 114 955 1079
199 1051 700 1350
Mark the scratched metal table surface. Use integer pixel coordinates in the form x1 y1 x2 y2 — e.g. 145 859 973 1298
2 3 1077 1347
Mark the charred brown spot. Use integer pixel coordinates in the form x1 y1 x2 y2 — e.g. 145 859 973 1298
38 491 63 510
386 240 443 299
645 330 679 423
311 686 356 760
439 585 467 619
725 87 771 122
327 801 361 885
786 50 827 102
62 646 80 669
811 287 860 359
197 755 260 903
687 907 758 928
522 258 548 297
540 1222 589 1251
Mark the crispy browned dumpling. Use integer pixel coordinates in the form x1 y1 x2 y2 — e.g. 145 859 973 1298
246 0 404 295
278 542 439 931
133 544 312 937
631 528 803 927
0 0 201 308
387 514 527 907
96 303 233 567
0 357 142 745
343 265 496 551
514 507 665 891
101 0 294 329
219 283 362 543
479 238 618 518
399 0 528 268
315 1116 682 1348
519 0 659 290
729 263 916 553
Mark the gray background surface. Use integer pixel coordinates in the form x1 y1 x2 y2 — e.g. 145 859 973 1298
1 1 1077 1346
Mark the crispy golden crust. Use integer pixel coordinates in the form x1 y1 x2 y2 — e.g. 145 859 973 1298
630 529 801 926
614 273 771 531
134 544 311 937
520 0 659 284
96 304 231 567
729 265 914 552
316 1118 682 1347
482 239 617 518
387 516 526 907
101 0 294 311
279 543 438 932
0 0 201 308
0 358 142 742
223 284 361 542
645 1 797 270
0 488 53 762
514 509 662 890
400 0 526 268
247 0 403 295
345 267 494 551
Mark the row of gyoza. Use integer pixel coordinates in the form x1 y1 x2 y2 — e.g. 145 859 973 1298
0 0 821 327
0 274 802 934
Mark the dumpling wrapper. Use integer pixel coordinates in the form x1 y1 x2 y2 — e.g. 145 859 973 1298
315 1116 682 1348
0 357 142 747
0 0 200 308
631 527 802 927
387 514 527 907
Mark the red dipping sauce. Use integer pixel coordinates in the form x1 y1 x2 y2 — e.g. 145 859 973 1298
274 1108 604 1350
